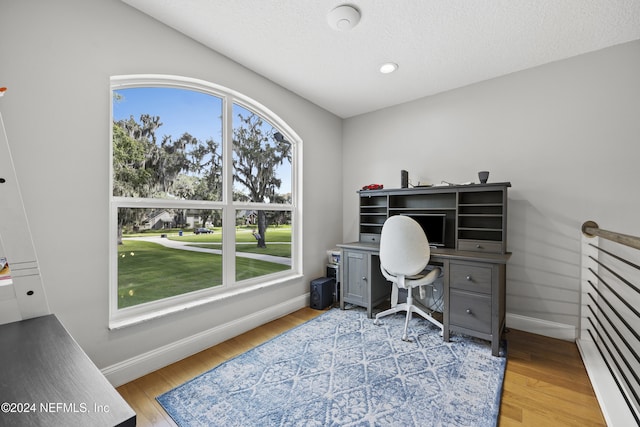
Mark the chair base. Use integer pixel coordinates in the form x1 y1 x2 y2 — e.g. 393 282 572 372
374 301 443 341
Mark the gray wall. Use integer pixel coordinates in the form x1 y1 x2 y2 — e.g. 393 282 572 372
342 40 640 333
0 0 342 372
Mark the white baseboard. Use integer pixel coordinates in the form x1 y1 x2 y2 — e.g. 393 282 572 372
505 312 576 341
102 294 309 387
577 338 638 426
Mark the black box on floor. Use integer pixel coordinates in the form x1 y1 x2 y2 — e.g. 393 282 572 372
310 277 335 310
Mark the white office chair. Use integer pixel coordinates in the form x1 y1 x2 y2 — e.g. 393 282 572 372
373 215 443 341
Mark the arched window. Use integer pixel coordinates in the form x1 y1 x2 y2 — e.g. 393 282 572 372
109 75 301 328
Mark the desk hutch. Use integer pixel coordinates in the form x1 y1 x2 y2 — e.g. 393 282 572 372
338 183 511 356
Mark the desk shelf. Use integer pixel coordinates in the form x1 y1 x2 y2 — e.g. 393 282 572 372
359 193 387 242
358 183 510 254
388 207 456 213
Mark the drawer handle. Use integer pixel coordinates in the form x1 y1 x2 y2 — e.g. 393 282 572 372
466 308 473 315
476 244 482 249
362 276 367 281
466 275 472 281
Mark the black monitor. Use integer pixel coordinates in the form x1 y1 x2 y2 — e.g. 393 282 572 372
403 213 446 247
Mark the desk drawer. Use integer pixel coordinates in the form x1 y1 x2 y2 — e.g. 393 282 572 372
450 263 492 294
450 290 491 334
360 233 381 243
458 239 503 253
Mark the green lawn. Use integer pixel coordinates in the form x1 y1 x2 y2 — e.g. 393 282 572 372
169 225 291 257
118 226 292 308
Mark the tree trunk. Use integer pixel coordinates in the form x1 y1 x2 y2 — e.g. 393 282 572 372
117 222 123 245
256 210 267 248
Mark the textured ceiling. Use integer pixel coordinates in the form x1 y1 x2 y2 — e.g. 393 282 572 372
122 0 640 118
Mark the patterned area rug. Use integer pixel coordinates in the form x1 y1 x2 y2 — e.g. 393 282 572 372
157 307 506 426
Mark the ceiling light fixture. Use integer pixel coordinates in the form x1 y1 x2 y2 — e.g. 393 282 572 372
327 5 361 31
379 62 398 74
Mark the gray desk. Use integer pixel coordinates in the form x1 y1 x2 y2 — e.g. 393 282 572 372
0 315 136 427
338 242 510 356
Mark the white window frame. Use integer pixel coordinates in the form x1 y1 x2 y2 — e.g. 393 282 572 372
109 75 302 329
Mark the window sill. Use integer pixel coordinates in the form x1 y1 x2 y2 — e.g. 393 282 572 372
108 273 303 330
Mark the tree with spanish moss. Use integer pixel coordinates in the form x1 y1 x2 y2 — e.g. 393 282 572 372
233 112 291 248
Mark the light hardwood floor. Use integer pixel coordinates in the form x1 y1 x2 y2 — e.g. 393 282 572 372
116 307 606 426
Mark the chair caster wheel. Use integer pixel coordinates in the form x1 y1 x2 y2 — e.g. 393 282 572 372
373 319 381 326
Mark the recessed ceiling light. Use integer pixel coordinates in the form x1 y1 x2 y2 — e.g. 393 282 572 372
379 62 398 74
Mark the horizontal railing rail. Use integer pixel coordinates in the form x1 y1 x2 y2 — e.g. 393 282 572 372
579 220 640 426
582 220 640 251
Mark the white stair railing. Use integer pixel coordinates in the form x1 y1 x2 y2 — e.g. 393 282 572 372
578 221 640 426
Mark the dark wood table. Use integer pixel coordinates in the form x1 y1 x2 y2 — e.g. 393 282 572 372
0 315 136 426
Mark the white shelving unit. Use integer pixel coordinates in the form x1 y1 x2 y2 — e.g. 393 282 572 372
0 99 50 324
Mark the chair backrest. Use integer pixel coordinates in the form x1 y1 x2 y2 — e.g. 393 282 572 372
379 215 431 277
